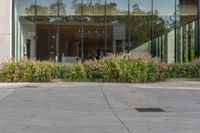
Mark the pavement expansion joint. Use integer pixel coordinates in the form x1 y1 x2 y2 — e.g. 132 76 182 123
99 83 135 133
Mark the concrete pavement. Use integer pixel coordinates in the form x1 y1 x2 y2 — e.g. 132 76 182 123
0 80 200 133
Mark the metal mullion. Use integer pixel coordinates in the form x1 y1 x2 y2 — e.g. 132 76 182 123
188 23 191 61
161 35 164 61
182 26 185 62
128 0 130 52
81 0 84 59
156 38 158 57
104 0 107 55
151 0 153 54
35 0 38 59
174 0 177 63
185 25 189 62
12 0 15 58
180 27 183 63
176 29 180 62
160 36 162 58
56 0 59 61
198 0 200 57
195 21 198 58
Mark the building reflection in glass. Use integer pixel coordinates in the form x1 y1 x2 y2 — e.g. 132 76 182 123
14 0 199 63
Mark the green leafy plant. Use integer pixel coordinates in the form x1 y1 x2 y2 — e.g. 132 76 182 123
1 54 200 83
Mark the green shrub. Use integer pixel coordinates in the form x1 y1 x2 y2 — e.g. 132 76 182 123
1 54 200 83
0 60 65 82
189 60 200 78
172 60 200 79
0 62 19 82
117 60 136 82
0 61 35 82
156 63 172 81
64 63 87 82
43 62 66 79
103 60 119 82
83 59 119 82
33 63 51 82
146 60 159 82
117 59 159 83
84 59 106 81
155 60 200 80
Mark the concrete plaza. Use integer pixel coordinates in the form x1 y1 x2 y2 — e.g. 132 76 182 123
0 80 200 133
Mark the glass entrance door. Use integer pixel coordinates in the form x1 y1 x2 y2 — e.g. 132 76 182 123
59 24 81 63
36 24 58 61
36 23 83 62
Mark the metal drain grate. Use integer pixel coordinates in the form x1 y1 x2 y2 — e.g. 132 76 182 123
21 86 38 88
135 108 165 112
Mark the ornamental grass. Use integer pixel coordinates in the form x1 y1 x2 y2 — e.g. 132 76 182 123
1 54 200 83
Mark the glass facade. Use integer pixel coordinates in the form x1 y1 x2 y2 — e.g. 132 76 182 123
14 0 199 63
130 0 152 53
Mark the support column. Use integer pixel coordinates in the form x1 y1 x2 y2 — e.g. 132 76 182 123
0 0 12 63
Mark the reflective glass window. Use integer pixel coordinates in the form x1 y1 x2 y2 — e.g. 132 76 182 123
107 0 128 53
177 0 198 26
153 0 175 60
153 0 175 36
14 0 36 59
59 0 82 22
130 0 152 54
58 0 82 59
82 0 105 59
13 0 200 62
176 0 198 62
15 0 36 22
36 0 58 22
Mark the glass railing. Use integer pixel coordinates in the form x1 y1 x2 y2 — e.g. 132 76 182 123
152 19 198 63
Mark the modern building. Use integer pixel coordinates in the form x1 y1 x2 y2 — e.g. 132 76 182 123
0 0 200 63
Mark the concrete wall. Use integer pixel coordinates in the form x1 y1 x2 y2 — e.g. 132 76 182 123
0 0 12 63
130 41 151 55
